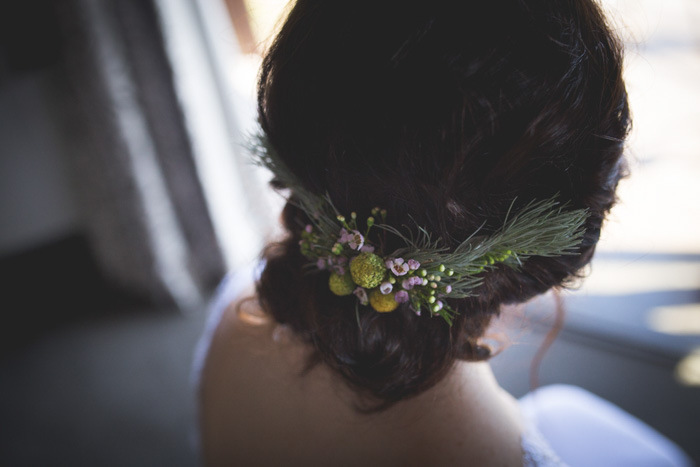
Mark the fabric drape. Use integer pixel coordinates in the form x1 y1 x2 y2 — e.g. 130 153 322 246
56 0 227 308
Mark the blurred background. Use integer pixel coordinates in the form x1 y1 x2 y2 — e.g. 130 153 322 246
0 0 698 465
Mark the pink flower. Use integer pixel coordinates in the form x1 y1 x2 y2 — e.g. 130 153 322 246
305 225 313 233
327 256 346 275
401 278 414 290
401 276 422 290
360 245 375 253
435 300 444 311
316 258 327 270
445 285 452 294
348 230 364 250
353 287 368 305
394 290 409 303
389 258 409 276
407 259 420 270
338 228 352 244
380 281 393 295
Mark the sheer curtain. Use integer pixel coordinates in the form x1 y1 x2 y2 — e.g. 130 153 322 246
57 0 273 309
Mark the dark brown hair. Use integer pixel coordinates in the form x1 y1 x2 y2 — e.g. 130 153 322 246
256 0 629 410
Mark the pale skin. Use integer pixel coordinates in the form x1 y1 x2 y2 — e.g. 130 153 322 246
199 292 526 466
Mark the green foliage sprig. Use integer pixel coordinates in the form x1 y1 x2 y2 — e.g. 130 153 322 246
250 133 589 326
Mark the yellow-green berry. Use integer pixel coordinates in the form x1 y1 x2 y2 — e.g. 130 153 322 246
350 252 385 289
439 264 446 272
369 289 398 313
329 272 355 296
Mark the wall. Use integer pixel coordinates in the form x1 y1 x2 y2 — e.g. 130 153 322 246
0 71 83 257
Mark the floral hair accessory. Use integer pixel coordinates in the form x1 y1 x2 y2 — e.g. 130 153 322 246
251 134 589 326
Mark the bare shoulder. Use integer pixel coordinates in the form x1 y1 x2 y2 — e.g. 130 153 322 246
198 294 305 414
198 298 525 466
198 297 319 465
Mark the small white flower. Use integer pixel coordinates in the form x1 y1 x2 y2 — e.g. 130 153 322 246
390 258 409 276
348 230 364 250
380 281 393 295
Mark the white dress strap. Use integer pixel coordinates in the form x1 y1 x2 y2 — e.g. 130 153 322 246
190 262 260 388
519 385 692 467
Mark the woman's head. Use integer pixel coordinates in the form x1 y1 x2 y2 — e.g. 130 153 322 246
256 0 629 408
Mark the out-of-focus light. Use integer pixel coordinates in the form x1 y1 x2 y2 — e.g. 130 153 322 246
647 303 700 335
237 296 271 326
582 260 700 296
675 347 700 387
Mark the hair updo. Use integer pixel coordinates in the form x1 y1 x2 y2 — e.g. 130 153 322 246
255 0 629 409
